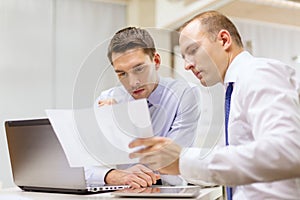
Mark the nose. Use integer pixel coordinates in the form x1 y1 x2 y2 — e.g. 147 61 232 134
184 59 195 71
128 74 140 88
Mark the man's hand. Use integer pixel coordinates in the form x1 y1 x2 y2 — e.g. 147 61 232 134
105 164 160 189
129 137 181 175
98 99 117 107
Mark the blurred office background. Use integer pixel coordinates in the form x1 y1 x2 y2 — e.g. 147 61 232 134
1 0 300 188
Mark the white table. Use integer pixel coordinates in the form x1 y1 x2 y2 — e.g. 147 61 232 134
0 186 223 200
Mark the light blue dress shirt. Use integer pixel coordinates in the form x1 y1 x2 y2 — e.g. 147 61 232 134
85 76 201 185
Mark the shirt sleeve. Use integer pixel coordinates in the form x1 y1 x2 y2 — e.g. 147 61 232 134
167 85 202 147
179 147 219 186
84 166 114 185
87 88 119 185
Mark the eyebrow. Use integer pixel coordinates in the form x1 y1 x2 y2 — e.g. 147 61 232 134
181 44 193 59
182 42 199 59
114 62 145 73
187 43 197 52
115 69 125 73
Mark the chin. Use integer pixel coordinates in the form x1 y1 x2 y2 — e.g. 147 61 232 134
132 95 141 100
132 93 147 100
201 78 219 87
200 80 208 87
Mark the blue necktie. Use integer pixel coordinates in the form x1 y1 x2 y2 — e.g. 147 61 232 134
147 100 153 108
225 82 233 200
147 100 155 116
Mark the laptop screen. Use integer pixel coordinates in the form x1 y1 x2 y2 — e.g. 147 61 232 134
5 119 88 191
5 118 130 194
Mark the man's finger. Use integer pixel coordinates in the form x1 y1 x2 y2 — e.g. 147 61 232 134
135 172 153 186
129 143 168 159
129 137 167 148
98 99 116 107
129 148 152 158
128 175 148 188
138 165 160 184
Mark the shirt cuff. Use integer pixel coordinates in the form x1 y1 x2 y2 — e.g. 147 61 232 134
179 147 216 187
160 175 187 186
84 166 113 185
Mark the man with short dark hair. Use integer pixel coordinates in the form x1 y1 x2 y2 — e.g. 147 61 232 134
85 27 202 189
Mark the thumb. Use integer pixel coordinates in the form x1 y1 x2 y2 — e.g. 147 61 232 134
155 173 161 180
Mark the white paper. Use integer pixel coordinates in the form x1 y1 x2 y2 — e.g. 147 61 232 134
46 99 153 167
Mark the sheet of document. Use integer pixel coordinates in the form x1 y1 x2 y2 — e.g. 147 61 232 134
46 99 153 167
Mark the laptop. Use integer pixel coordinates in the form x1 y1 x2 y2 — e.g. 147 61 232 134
5 118 129 194
112 185 202 198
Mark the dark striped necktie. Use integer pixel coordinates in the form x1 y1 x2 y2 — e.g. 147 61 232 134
225 82 234 200
147 100 153 108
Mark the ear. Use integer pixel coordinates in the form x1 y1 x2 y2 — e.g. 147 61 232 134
153 53 161 70
217 29 231 50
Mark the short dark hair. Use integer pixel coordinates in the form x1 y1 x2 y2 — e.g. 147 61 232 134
180 10 243 47
107 27 156 65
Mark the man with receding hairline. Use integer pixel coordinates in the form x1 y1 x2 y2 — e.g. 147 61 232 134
130 11 300 199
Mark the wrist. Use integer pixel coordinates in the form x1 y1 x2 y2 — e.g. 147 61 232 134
104 168 116 184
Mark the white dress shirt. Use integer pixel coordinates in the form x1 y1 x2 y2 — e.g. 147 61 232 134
85 77 202 185
180 51 300 199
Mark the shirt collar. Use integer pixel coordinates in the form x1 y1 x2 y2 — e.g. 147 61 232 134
224 51 252 85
